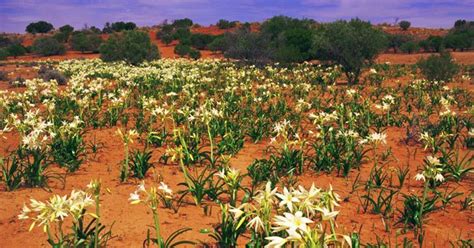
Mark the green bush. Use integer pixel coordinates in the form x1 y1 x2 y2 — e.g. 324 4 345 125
6 44 27 58
314 19 387 85
400 41 420 54
208 35 227 52
419 36 445 52
174 43 191 57
53 32 69 43
444 33 472 51
217 19 237 29
172 18 193 28
32 37 66 56
99 30 159 64
399 21 411 31
189 49 201 60
59 25 74 35
222 28 272 63
172 28 192 42
161 33 174 46
0 48 8 60
102 22 137 33
190 33 216 50
71 32 102 53
387 34 414 53
26 21 54 34
417 52 459 82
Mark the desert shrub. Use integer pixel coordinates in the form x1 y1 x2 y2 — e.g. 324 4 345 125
172 18 193 28
221 28 271 63
173 28 192 42
99 30 160 65
444 33 472 51
419 36 445 52
6 44 26 58
314 19 387 85
208 35 227 52
53 32 69 43
174 44 191 57
259 16 316 63
399 20 411 31
160 33 174 45
417 52 460 82
59 25 74 35
190 33 216 49
0 49 9 60
446 19 474 51
189 49 201 60
400 41 420 54
387 34 414 53
71 31 102 53
217 19 237 29
38 65 67 85
32 37 66 56
26 21 54 34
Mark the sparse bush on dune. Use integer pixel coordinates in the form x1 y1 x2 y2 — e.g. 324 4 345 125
32 37 66 56
417 52 460 82
314 18 387 85
99 30 160 65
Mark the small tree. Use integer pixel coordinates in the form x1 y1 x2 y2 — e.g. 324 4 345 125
99 30 159 65
172 18 193 28
26 21 54 34
417 52 459 82
399 20 411 31
314 19 387 85
32 37 66 56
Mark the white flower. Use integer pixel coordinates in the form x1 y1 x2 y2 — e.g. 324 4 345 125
129 191 140 203
158 182 173 195
426 156 441 166
265 236 287 248
273 211 313 233
434 173 445 182
415 173 426 181
276 187 299 212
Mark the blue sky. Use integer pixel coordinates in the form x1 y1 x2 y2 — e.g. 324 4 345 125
1 0 473 33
